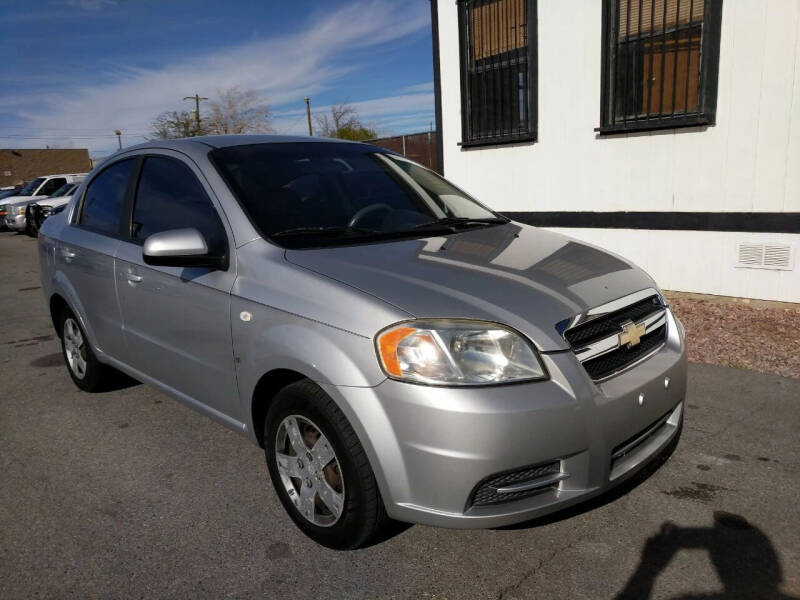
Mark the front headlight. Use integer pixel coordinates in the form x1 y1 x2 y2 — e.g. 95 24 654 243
17 206 26 215
376 319 547 385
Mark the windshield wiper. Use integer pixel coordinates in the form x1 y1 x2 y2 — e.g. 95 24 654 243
271 225 379 238
411 216 510 231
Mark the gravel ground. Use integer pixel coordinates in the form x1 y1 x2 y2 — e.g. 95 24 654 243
667 294 800 380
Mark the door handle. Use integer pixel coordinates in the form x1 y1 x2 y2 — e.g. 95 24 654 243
126 273 143 284
61 248 76 262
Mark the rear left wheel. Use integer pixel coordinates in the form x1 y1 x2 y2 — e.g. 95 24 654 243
59 307 116 392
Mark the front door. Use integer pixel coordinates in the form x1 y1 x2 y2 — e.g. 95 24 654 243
114 154 239 422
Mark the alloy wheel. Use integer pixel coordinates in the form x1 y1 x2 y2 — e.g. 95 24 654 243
63 317 87 379
274 415 345 527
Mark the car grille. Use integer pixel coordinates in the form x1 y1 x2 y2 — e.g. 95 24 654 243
468 461 563 508
565 294 667 381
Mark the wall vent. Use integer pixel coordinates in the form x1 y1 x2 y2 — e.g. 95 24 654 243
736 242 794 271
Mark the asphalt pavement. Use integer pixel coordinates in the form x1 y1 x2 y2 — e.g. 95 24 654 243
1 230 798 599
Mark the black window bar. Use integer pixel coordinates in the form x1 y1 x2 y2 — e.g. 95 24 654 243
599 0 723 134
458 0 537 147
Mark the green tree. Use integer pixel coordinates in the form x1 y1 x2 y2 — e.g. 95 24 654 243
315 103 376 141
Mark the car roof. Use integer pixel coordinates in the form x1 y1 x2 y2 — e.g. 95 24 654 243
35 173 87 179
121 134 367 153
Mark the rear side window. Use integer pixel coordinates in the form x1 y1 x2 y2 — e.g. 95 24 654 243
132 156 226 255
80 159 134 235
39 177 66 196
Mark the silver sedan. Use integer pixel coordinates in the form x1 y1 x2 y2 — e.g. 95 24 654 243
38 135 686 549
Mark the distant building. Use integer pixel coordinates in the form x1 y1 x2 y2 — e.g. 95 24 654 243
0 148 92 187
430 0 799 303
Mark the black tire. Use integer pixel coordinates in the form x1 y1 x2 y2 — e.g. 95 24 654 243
264 379 387 549
58 306 115 392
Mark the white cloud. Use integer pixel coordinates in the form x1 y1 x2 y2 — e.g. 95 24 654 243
272 91 435 136
402 82 434 93
8 1 431 153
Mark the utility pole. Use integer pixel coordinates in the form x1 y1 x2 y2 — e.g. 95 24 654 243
114 130 122 150
183 93 208 133
304 97 313 136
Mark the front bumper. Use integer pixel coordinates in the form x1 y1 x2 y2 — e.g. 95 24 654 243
5 214 26 231
323 309 687 528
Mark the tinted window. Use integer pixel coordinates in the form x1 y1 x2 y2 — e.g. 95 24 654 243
51 183 78 198
132 157 226 255
80 159 134 235
209 142 498 248
39 177 66 196
19 177 46 196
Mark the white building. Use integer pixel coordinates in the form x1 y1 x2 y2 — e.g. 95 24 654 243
430 0 799 303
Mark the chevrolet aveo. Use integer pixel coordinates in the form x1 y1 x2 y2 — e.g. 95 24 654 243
38 136 686 549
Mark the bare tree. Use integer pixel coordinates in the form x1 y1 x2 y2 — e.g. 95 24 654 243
315 103 377 141
206 87 273 135
150 110 206 139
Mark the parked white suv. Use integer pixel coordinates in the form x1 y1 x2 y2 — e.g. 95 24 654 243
2 173 87 232
26 181 84 236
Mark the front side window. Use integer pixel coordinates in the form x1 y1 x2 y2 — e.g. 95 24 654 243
79 159 134 235
458 0 537 146
600 0 723 133
131 156 226 256
39 177 66 196
210 143 504 249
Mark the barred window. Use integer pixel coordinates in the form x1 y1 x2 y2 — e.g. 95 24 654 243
458 0 537 147
599 0 723 133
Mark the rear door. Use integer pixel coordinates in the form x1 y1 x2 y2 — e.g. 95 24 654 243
114 152 239 421
58 159 135 360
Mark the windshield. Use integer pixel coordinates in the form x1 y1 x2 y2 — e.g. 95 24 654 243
50 183 78 197
209 142 503 248
18 177 46 196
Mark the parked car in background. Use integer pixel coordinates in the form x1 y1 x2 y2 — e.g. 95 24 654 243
38 136 686 549
3 173 86 232
0 185 26 229
0 185 24 199
26 181 83 236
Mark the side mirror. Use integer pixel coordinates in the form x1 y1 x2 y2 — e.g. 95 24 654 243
142 228 225 269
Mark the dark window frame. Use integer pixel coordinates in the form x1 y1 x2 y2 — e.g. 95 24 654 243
598 0 723 135
457 0 538 148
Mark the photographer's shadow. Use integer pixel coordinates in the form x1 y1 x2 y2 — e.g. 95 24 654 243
616 511 798 600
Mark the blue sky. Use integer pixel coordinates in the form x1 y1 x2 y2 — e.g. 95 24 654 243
0 0 434 156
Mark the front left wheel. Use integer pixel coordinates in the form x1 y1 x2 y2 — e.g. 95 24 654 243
264 379 387 550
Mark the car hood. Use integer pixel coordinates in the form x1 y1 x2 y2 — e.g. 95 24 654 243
35 195 72 207
2 195 46 207
285 222 658 351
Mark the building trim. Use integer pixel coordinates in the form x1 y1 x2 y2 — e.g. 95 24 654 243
504 212 800 234
430 0 444 174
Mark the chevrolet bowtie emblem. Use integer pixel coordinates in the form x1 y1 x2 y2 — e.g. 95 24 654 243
619 320 647 348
